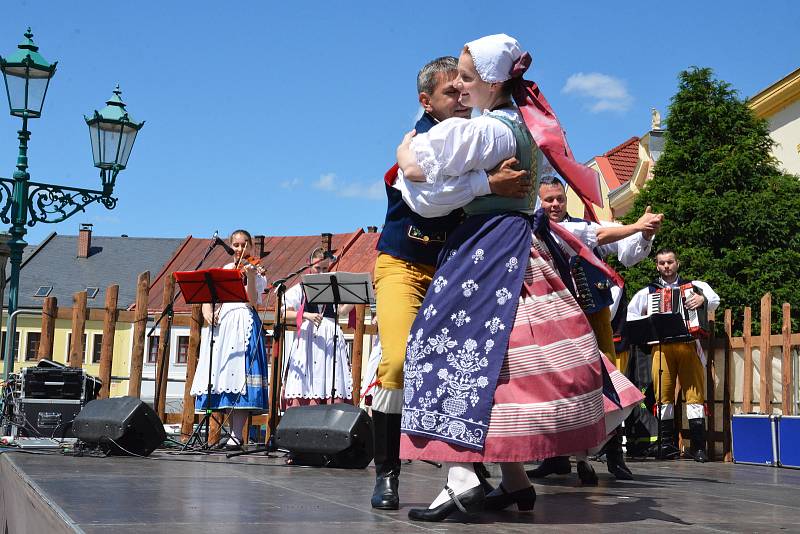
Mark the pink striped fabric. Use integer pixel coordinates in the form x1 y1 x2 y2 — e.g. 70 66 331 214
401 237 611 462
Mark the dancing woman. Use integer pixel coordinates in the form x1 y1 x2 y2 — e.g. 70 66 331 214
394 34 642 521
190 229 270 449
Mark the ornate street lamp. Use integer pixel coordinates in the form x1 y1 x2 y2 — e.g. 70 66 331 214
0 29 143 382
86 86 145 195
0 28 57 119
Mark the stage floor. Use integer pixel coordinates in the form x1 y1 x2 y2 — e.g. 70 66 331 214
2 448 799 533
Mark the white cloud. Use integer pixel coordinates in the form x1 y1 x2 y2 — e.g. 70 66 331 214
280 178 301 189
562 72 633 113
313 173 336 191
312 173 383 200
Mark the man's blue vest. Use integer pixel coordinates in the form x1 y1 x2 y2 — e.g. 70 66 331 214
565 214 613 314
376 113 463 267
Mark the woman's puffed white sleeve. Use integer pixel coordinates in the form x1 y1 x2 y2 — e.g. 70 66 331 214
254 274 268 305
410 117 515 183
393 168 491 218
284 284 301 310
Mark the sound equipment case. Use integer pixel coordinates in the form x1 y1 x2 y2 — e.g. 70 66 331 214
777 415 800 469
732 414 778 466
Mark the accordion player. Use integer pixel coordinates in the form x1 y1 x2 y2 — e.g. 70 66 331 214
646 283 710 340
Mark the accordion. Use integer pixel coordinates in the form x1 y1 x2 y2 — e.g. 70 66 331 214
647 283 710 340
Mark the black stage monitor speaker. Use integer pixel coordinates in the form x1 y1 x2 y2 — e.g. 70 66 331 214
73 396 166 456
275 404 374 469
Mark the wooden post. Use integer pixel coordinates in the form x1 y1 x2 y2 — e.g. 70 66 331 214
743 307 753 413
705 309 716 461
782 303 793 416
723 309 733 462
209 412 222 445
154 274 175 421
97 285 119 399
37 296 57 361
350 304 366 406
69 291 88 368
181 305 203 440
759 293 772 414
128 271 150 398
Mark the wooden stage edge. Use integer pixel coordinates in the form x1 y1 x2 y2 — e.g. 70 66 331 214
2 449 800 533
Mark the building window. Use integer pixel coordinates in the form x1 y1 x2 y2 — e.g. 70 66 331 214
86 287 100 299
92 333 103 364
25 332 41 361
1 331 20 361
176 336 189 364
34 286 53 298
66 333 88 362
147 336 159 364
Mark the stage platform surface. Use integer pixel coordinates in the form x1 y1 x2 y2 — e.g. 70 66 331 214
2 449 799 533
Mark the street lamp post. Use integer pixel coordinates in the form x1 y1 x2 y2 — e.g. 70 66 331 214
0 28 144 382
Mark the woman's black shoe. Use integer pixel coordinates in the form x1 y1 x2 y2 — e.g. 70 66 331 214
485 483 536 511
577 460 598 486
407 485 485 522
526 456 571 478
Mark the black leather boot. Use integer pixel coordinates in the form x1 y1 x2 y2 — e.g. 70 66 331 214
371 411 401 510
657 418 678 459
526 456 571 478
605 427 634 480
577 460 598 486
688 418 708 463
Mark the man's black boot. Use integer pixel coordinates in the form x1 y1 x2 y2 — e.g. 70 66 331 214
526 456 571 478
371 411 401 510
656 418 678 459
688 418 708 463
605 428 634 480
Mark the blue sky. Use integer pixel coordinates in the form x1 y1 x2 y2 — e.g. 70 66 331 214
1 1 798 246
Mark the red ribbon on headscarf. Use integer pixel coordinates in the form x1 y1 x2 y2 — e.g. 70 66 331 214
510 53 603 222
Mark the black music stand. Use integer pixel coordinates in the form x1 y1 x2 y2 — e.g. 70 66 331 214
627 312 689 460
175 268 248 450
301 272 374 399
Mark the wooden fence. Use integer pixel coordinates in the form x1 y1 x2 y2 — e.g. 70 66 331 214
674 293 798 462
16 270 798 460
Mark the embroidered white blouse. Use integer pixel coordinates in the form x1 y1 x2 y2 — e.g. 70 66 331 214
392 108 521 218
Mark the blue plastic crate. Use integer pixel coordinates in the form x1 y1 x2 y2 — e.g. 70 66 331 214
732 414 777 466
777 415 800 469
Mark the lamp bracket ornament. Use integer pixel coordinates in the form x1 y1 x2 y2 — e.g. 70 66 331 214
23 180 115 226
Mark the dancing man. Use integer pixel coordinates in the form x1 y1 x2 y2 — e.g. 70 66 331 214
371 55 528 510
529 175 662 482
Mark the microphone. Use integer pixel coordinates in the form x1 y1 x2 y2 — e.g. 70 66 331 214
211 231 235 255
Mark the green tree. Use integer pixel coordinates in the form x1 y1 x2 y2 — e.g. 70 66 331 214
621 67 800 334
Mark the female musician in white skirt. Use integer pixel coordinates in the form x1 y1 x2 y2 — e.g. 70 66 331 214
190 229 269 449
282 247 354 406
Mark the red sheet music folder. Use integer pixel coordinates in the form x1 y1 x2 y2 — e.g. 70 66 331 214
174 268 248 304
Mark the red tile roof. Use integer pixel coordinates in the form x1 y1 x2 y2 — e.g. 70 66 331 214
602 136 640 184
144 230 382 314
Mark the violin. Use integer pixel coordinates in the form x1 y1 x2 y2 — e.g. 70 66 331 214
238 255 267 277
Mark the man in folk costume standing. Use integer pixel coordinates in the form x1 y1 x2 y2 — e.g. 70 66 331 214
529 176 662 482
371 56 529 510
627 248 719 462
